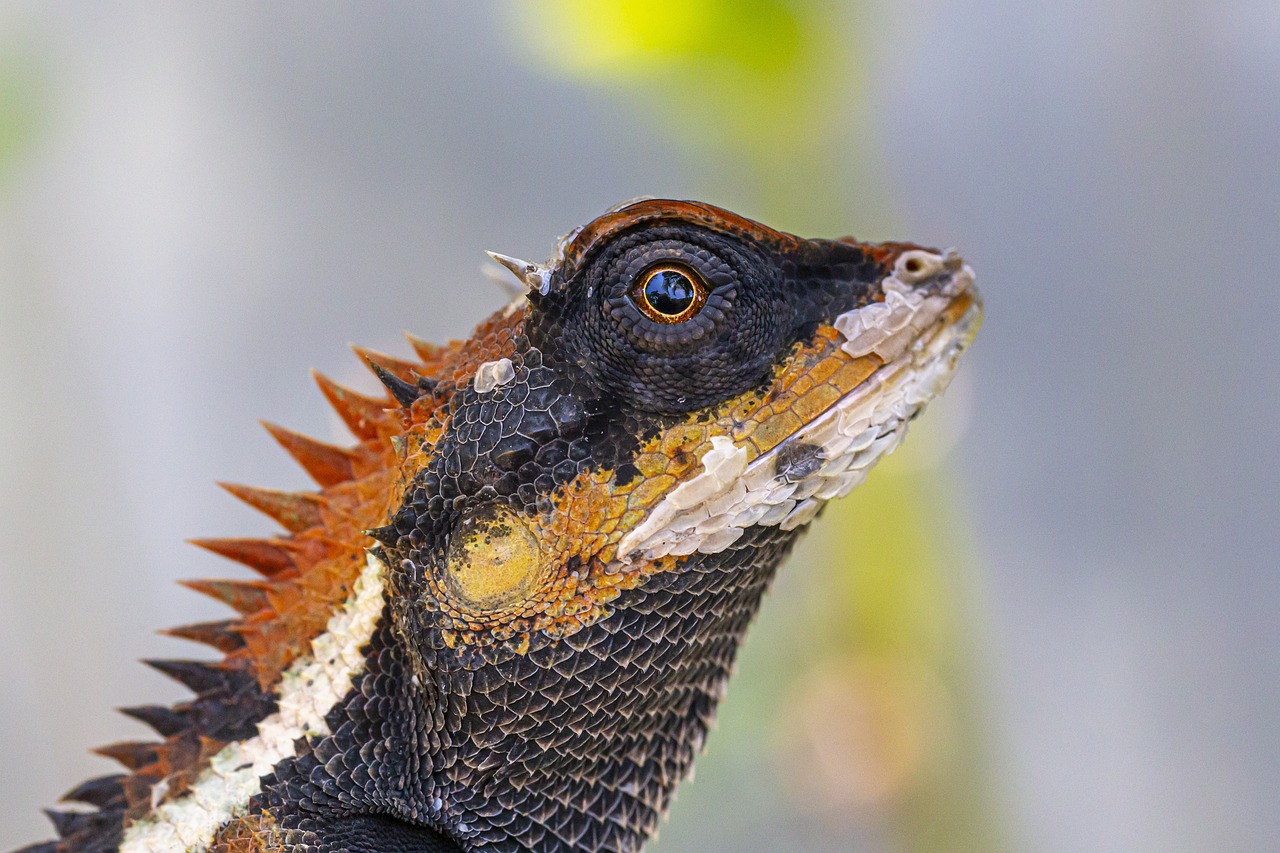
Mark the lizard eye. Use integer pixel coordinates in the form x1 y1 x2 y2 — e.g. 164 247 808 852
629 264 707 324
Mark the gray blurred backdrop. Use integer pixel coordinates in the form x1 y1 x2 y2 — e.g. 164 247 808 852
1 3 1277 851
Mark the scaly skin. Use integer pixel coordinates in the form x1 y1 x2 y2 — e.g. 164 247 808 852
17 199 981 853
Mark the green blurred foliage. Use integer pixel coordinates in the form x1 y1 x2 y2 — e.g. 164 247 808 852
513 0 830 140
0 50 41 189
509 2 1005 850
512 0 870 229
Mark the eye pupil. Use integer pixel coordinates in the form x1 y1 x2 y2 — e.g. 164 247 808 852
643 270 696 316
629 264 708 324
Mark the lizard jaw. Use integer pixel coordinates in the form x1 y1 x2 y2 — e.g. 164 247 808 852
615 253 982 563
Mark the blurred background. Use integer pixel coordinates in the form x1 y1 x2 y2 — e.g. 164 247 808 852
1 2 1277 850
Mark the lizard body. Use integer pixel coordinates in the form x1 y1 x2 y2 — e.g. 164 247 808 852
17 199 981 853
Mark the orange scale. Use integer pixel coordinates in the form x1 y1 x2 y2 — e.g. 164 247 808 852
788 374 817 397
805 352 845 386
315 496 366 525
831 356 883 391
262 580 305 617
634 452 671 480
747 410 806 456
620 509 646 530
722 393 763 425
567 500 591 526
791 382 844 422
345 461 389 489
657 424 705 455
283 535 329 566
304 569 355 602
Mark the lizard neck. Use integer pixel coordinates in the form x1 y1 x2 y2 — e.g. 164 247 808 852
256 526 800 851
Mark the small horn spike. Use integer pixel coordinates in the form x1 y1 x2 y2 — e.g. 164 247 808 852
180 579 271 616
61 774 127 809
144 659 231 695
312 370 386 440
189 537 297 578
366 359 421 408
160 619 246 653
485 251 552 295
119 705 188 738
403 331 444 364
261 421 356 488
92 741 160 772
217 482 323 532
365 524 400 547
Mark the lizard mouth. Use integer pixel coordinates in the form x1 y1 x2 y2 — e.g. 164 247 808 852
742 279 983 528
615 253 981 563
761 250 983 496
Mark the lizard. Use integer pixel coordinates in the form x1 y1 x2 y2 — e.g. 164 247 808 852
15 198 982 853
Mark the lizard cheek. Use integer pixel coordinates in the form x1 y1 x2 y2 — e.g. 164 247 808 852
444 506 548 612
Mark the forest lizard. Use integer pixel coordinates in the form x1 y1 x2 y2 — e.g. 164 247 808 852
17 198 982 853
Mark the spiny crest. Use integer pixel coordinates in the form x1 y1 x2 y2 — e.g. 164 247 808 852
91 742 160 773
215 482 323 533
187 537 300 579
365 358 422 407
143 658 240 695
356 338 456 408
312 370 387 440
32 333 471 851
260 422 358 487
179 579 273 617
60 775 127 809
34 306 536 849
158 619 246 653
403 330 445 364
353 344 422 389
118 705 189 738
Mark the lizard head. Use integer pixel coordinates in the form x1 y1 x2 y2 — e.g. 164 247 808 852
382 197 981 663
336 198 982 847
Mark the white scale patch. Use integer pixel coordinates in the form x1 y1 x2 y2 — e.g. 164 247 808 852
473 357 516 394
617 250 979 563
120 551 388 853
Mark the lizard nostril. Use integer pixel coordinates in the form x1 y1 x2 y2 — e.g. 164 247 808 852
894 250 944 285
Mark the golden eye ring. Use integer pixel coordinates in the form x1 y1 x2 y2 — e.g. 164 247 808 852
629 264 708 324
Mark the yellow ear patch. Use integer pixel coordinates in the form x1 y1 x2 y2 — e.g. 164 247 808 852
445 506 548 611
